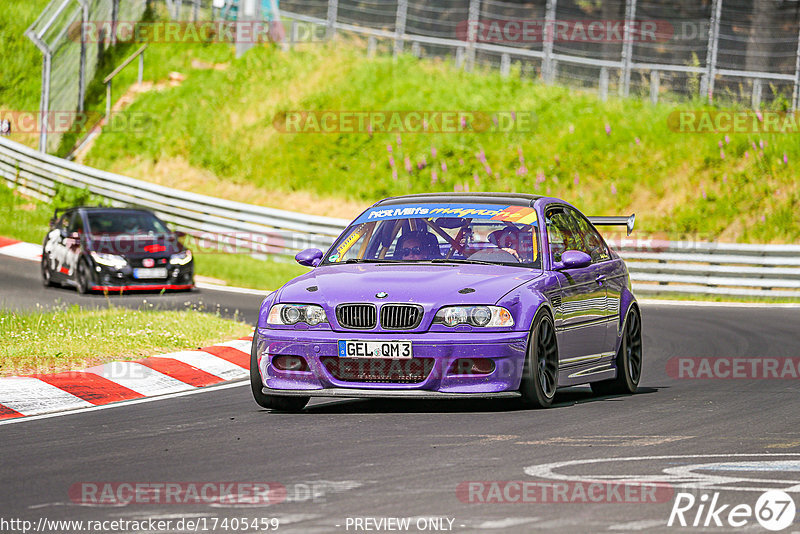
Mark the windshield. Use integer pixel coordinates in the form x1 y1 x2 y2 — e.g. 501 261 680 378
86 211 170 235
323 203 542 268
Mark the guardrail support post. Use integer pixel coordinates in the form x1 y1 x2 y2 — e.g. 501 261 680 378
599 67 609 101
500 53 510 77
455 47 465 69
367 36 377 57
411 41 421 58
751 78 762 110
542 0 556 83
703 0 722 103
326 0 338 39
619 0 636 97
394 0 407 57
193 0 199 22
465 0 480 72
650 70 660 104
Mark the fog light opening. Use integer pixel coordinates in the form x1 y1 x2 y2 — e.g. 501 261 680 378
272 355 310 372
450 358 495 375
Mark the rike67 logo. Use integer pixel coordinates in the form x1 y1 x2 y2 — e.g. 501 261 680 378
668 490 796 531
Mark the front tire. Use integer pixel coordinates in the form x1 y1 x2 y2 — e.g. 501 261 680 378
76 258 92 294
250 335 309 412
519 310 559 408
591 306 642 396
41 255 55 287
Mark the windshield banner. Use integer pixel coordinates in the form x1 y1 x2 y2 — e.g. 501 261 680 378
354 204 538 225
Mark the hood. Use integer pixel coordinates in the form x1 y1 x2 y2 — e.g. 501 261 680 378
277 263 543 308
86 234 184 257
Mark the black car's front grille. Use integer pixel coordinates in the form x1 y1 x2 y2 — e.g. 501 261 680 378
380 304 423 330
321 357 434 383
336 304 377 329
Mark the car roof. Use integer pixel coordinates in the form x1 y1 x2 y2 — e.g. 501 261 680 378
375 192 545 207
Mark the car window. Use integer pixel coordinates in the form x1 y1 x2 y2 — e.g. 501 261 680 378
568 208 610 262
545 207 585 263
86 211 170 235
323 203 542 268
67 211 84 234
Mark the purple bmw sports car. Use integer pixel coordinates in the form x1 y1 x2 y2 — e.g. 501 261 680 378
251 193 641 411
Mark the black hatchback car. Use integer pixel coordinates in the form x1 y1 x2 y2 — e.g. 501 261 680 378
42 207 194 293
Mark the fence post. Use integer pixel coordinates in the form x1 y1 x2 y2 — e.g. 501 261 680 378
542 0 557 83
703 0 722 103
326 0 338 39
599 66 608 101
176 0 183 20
793 23 800 112
751 78 762 110
111 0 119 45
500 53 510 77
394 0 407 57
40 53 52 153
77 0 89 113
465 0 480 71
106 81 112 120
650 70 659 104
138 51 144 84
193 0 199 22
619 0 637 97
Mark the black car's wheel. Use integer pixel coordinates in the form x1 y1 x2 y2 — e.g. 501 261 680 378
591 306 642 396
41 255 55 287
250 335 309 412
520 310 559 408
76 259 92 294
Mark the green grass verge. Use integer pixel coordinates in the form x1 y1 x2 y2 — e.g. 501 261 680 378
81 39 800 244
192 251 309 290
0 304 253 377
0 0 52 111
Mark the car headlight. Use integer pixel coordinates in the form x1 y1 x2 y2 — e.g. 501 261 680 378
90 251 127 269
434 306 514 327
267 304 328 326
169 250 192 265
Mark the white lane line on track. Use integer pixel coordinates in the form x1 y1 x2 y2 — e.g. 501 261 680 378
152 350 249 380
0 377 94 415
196 281 270 296
608 520 666 530
0 380 249 426
88 362 194 396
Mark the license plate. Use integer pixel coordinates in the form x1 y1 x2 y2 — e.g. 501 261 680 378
133 267 168 279
338 340 412 359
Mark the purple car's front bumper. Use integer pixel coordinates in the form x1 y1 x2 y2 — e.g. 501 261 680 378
255 328 529 398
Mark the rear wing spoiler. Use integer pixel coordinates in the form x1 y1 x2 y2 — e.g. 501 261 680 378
588 214 635 236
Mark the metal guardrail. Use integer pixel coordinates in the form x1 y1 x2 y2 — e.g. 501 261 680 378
1 136 799 298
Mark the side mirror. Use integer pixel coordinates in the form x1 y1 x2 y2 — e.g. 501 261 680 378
553 250 591 271
295 248 323 267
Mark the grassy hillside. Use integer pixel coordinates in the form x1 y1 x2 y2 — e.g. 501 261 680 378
82 40 798 243
0 0 51 112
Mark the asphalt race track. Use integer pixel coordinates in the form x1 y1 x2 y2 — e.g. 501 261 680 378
2 253 800 533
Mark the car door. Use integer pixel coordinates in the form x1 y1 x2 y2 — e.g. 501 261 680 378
568 208 620 356
545 206 608 363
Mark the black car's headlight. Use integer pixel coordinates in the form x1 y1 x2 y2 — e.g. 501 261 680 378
433 306 514 327
169 250 193 265
267 304 328 326
90 251 127 269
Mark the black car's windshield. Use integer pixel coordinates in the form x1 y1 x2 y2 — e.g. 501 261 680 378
322 203 542 269
86 211 170 235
